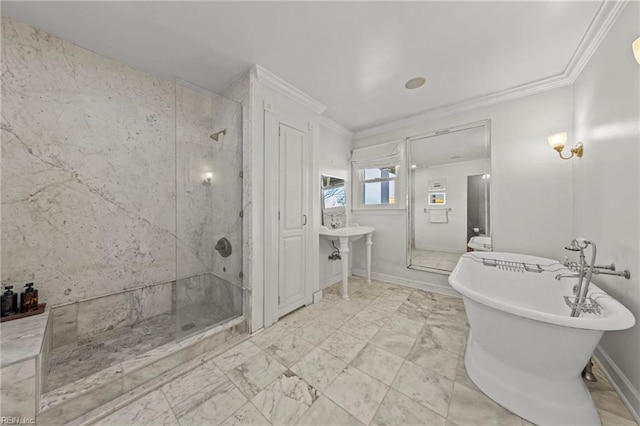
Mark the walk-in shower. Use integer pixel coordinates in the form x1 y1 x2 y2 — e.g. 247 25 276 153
37 80 245 421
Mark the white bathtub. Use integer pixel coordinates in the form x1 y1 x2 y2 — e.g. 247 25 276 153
449 252 635 426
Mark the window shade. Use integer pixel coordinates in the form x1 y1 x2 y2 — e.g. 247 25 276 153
351 140 404 170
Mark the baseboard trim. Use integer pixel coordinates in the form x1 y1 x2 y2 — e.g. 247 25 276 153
352 269 460 298
594 345 640 424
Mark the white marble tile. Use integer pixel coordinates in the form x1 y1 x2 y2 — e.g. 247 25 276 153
591 389 636 421
252 329 315 367
0 360 37 419
296 395 364 426
130 282 172 324
447 382 521 426
251 370 319 424
287 319 336 345
161 359 225 417
351 343 404 386
290 347 346 392
318 308 355 328
0 307 50 367
174 377 247 426
212 340 263 372
391 360 454 417
93 390 178 426
414 322 467 356
382 310 426 338
598 408 638 426
77 293 131 338
219 402 270 426
369 328 417 359
406 344 459 381
51 303 78 349
319 329 367 364
371 388 446 426
226 353 287 399
339 315 381 341
1 17 176 307
324 367 388 425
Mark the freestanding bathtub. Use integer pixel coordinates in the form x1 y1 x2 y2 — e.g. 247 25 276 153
449 252 635 426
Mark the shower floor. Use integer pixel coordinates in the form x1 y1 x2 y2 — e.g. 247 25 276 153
45 305 236 393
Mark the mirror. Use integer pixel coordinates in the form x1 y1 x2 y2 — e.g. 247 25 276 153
407 121 491 273
321 175 346 228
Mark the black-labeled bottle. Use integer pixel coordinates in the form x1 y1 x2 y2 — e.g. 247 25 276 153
1 285 18 317
21 283 38 313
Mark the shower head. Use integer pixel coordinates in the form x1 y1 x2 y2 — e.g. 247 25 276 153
210 129 226 141
565 240 580 251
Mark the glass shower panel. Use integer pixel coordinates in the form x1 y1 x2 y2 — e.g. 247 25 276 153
175 80 243 339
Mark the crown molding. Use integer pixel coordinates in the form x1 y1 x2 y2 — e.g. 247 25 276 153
354 0 626 140
254 64 327 114
319 115 354 139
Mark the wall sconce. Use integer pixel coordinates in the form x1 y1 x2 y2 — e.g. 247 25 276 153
633 37 640 64
202 172 213 186
547 132 583 160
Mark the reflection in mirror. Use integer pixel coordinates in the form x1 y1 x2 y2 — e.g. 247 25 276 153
407 121 491 273
321 175 346 228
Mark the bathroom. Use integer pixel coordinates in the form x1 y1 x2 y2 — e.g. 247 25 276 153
1 1 639 425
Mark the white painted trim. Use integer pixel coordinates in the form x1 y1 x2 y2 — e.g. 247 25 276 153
352 269 460 298
594 345 640 423
354 1 626 140
254 65 327 114
319 115 353 139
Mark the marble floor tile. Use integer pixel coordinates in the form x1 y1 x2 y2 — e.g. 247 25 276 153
295 395 363 426
591 389 636 421
324 367 389 425
161 360 227 417
585 362 615 392
351 344 404 386
93 390 178 426
251 370 319 425
447 382 521 426
333 298 372 316
598 408 638 426
175 377 248 426
290 347 346 392
317 308 355 328
455 360 481 393
256 331 315 367
219 402 270 426
339 316 381 341
382 311 425 338
391 360 454 417
413 322 466 356
368 328 417 359
407 291 440 311
371 388 446 426
250 324 291 350
319 329 367 364
406 344 459 380
226 353 287 399
286 320 336 346
212 340 263 373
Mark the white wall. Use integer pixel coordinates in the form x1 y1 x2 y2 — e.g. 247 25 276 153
318 123 353 288
572 1 640 418
351 86 574 292
414 160 486 252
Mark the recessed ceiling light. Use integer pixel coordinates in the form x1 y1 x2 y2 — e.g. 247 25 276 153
405 77 426 90
411 164 417 168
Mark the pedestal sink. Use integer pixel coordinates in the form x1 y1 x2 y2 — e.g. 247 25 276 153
319 224 375 300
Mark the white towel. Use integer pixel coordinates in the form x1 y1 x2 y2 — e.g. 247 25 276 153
429 210 448 223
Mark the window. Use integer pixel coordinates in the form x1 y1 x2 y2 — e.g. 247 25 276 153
361 166 397 205
351 140 404 210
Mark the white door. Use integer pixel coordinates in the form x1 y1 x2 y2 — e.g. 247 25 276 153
278 123 307 317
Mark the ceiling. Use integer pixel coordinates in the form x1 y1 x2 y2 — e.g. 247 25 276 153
410 125 487 168
2 1 603 132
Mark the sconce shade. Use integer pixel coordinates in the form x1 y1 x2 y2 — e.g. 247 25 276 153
548 132 567 151
633 37 640 64
205 172 214 180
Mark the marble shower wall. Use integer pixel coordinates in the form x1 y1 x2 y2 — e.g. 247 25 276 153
1 18 243 321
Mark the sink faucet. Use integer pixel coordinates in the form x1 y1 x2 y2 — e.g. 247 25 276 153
330 214 342 229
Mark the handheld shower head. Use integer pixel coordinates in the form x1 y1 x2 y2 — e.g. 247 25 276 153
210 129 226 141
565 240 580 251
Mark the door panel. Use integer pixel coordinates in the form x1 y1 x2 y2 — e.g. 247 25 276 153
278 123 307 317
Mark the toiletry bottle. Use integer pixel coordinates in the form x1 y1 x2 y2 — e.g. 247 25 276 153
1 285 18 317
20 283 38 313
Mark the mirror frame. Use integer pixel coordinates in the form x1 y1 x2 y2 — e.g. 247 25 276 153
321 174 347 225
405 119 492 275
